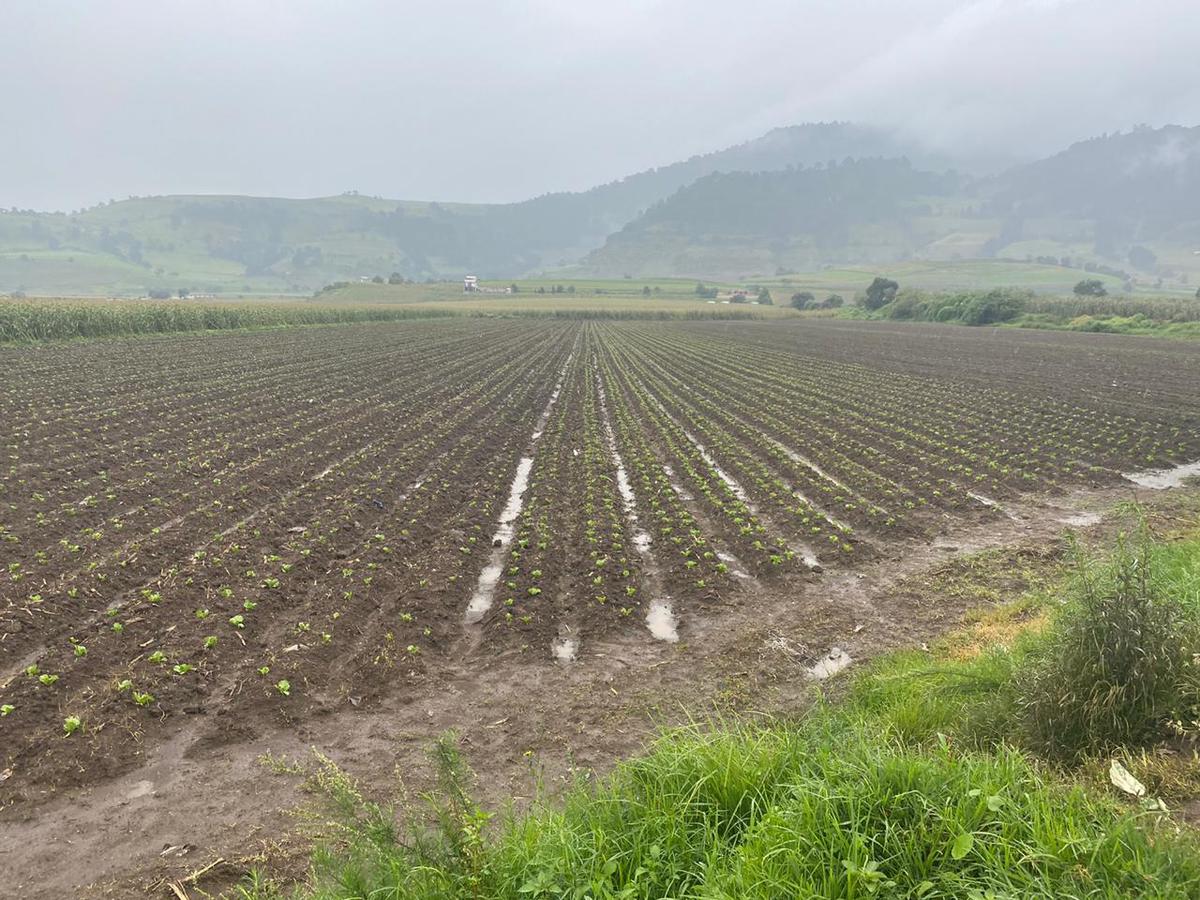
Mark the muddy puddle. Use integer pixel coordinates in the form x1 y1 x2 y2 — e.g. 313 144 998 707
966 490 1022 521
1124 459 1200 490
807 647 853 680
551 634 579 662
645 599 679 642
464 457 532 623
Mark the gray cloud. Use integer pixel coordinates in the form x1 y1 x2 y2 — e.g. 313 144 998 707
1 0 1196 211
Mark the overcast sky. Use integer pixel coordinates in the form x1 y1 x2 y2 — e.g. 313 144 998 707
2 0 1197 212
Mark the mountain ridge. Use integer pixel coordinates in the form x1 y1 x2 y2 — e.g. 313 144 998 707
1 124 1196 294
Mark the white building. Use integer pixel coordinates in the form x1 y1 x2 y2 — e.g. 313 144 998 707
464 275 479 292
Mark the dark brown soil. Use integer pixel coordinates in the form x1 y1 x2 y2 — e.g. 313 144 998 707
2 318 1199 898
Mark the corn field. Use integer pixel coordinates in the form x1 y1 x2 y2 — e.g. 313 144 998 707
0 300 455 343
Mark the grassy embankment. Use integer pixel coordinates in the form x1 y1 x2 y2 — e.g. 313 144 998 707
241 504 1200 899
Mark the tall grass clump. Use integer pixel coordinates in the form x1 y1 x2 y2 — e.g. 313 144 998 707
851 527 1200 762
1016 530 1200 761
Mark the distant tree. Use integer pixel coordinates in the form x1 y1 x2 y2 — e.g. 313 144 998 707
387 272 404 284
567 285 576 294
1128 245 1158 272
790 291 815 310
642 286 651 296
537 286 546 294
862 277 899 310
824 293 845 308
959 288 1028 325
1195 287 1200 300
371 275 385 284
177 288 189 299
1073 278 1108 297
147 288 171 299
757 287 773 305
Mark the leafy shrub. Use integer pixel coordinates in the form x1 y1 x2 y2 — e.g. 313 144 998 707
880 288 1029 325
1016 532 1200 761
959 289 1028 325
861 276 899 310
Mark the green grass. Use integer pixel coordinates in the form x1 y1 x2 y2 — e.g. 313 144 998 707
851 526 1200 761
241 518 1200 898
243 723 1199 900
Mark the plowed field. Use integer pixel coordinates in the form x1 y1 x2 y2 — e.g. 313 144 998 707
3 318 1199 895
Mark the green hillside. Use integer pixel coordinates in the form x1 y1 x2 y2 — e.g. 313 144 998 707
580 130 1200 288
2 124 1198 296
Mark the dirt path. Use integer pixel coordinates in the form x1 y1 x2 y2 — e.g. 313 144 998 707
0 479 1182 899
